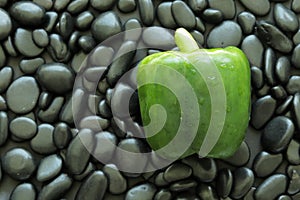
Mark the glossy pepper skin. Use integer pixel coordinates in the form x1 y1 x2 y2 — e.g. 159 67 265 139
137 28 251 159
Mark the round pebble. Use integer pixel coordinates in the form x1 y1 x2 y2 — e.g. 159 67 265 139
251 66 264 89
30 124 57 154
157 2 177 29
32 29 49 48
216 168 233 198
93 131 117 164
208 0 235 19
222 141 250 166
103 164 127 194
286 139 300 164
172 0 196 30
118 0 136 13
239 0 270 16
0 111 7 146
137 0 154 26
37 154 62 182
0 66 13 93
20 58 45 74
10 183 36 200
202 8 224 24
125 183 156 200
90 0 115 11
275 56 290 84
241 35 264 67
163 163 192 183
231 167 254 199
274 3 298 32
237 11 256 34
0 9 12 40
253 151 283 177
75 11 94 30
10 117 37 140
142 27 175 49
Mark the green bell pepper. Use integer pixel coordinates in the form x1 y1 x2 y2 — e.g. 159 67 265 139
137 28 250 160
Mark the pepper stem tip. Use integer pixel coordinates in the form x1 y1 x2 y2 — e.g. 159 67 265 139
174 28 199 53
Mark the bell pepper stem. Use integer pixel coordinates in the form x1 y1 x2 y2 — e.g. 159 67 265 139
174 28 199 53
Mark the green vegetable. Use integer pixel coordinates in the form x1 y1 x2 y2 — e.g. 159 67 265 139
137 28 250 160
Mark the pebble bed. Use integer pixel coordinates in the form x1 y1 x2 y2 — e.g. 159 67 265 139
0 0 299 199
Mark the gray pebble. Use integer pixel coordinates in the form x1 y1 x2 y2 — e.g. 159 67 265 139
0 111 7 146
251 66 264 89
79 115 109 132
253 151 283 177
3 36 18 57
98 99 112 119
90 45 114 66
10 183 36 200
10 117 37 140
78 35 96 53
216 168 233 198
271 85 287 99
207 21 242 48
191 30 205 46
20 58 45 74
293 93 300 128
125 183 156 200
293 0 300 12
154 189 172 200
15 28 44 57
293 29 300 45
202 8 224 24
172 0 196 30
87 94 101 115
278 195 292 200
237 11 256 34
241 35 264 67
251 95 276 129
154 172 169 187
195 17 206 33
67 0 88 14
76 171 107 200
0 9 12 40
93 131 117 164
255 174 287 200
0 66 13 93
264 48 276 86
188 0 207 14
38 173 72 200
53 122 72 149
59 12 74 39
37 154 62 182
38 96 64 123
44 11 58 32
75 11 94 30
276 95 293 115
287 76 300 94
256 84 270 97
274 3 298 32
90 0 115 11
84 66 105 82
30 124 57 154
59 96 74 124
208 0 235 19
68 31 80 53
231 167 254 199
292 44 300 69
33 0 53 10
262 116 294 153
170 179 197 192
73 162 95 181
143 27 175 49
275 56 290 84
38 92 52 110
243 187 255 200
164 163 192 182
71 50 86 72
287 139 300 164
37 63 74 94
103 164 127 194
137 0 154 26
10 1 45 26
288 169 300 194
197 183 218 200
157 2 177 29
48 34 70 62
118 0 136 13
33 29 49 47
91 11 122 42
288 165 300 178
2 148 36 180
53 0 70 12
0 45 5 68
239 0 270 16
111 117 126 138
7 76 39 114
124 18 142 41
0 95 6 111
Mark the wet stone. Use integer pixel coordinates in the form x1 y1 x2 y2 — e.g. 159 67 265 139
231 167 254 199
93 131 117 164
288 169 300 194
20 58 45 74
251 66 264 89
0 9 12 40
79 115 109 132
169 179 197 192
10 1 45 26
262 116 294 153
253 151 283 177
103 164 127 194
271 85 287 100
125 183 156 200
10 183 36 200
75 11 94 30
202 8 223 24
37 154 62 182
287 76 300 94
187 0 207 14
208 0 235 19
78 35 96 53
251 95 276 129
137 0 154 26
157 2 177 29
90 0 115 11
216 168 233 198
118 0 136 13
197 183 218 200
44 11 58 32
15 28 44 57
3 36 18 57
0 111 7 146
33 0 53 10
91 11 122 42
195 17 206 33
10 117 37 140
276 56 290 84
286 139 300 165
7 76 39 114
67 0 88 14
293 0 300 12
0 66 13 93
172 0 196 30
38 92 52 110
154 189 172 200
2 148 36 180
53 122 72 149
255 174 287 200
164 163 192 183
239 0 270 16
292 44 300 69
90 46 114 66
30 124 56 154
142 27 175 49
191 30 205 46
241 35 264 67
264 48 276 86
37 63 74 94
276 95 293 115
155 172 169 187
207 21 242 48
98 99 112 119
0 95 6 111
33 29 49 48
237 11 256 34
274 3 298 32
59 12 74 39
48 34 70 62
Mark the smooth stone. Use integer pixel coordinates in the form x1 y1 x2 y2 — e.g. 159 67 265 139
202 8 223 24
0 111 7 146
253 151 283 177
0 45 5 68
90 0 115 11
78 35 96 53
14 28 44 57
33 0 52 10
30 124 57 154
125 183 156 200
256 21 293 53
276 56 290 84
276 95 293 115
54 0 70 11
91 11 122 42
73 162 95 181
38 96 64 123
10 117 37 140
288 165 300 178
2 148 36 180
38 92 52 110
67 31 80 53
274 3 298 32
84 66 106 82
0 9 12 40
10 183 36 200
48 34 70 62
157 2 177 29
75 11 94 30
3 36 18 57
293 93 300 128
37 63 74 94
288 169 300 194
197 183 218 199
103 164 127 194
262 116 294 153
111 117 126 138
169 179 197 192
20 58 45 74
118 0 136 13
53 122 72 149
0 66 13 93
241 35 264 67
293 29 300 45
231 167 254 199
264 48 276 86
123 18 142 41
87 94 101 115
292 44 300 68
90 46 114 66
207 21 242 48
67 0 88 14
163 163 192 182
251 95 276 129
79 115 109 132
256 84 271 97
293 0 300 12
59 12 74 39
154 189 172 200
38 174 72 200
137 0 154 26
59 96 74 125
278 195 292 200
10 1 45 26
172 0 196 30
188 0 207 14
239 0 270 16
237 11 256 34
71 50 86 72
33 29 49 48
142 27 175 49
37 154 62 182
251 66 264 89
93 131 117 164
255 174 287 200
98 100 111 119
243 187 256 200
155 172 169 186
0 95 6 110
76 171 107 200
287 139 300 164
66 129 94 175
44 11 58 32
191 30 205 46
182 156 217 182
271 86 287 99
208 0 235 19
287 76 300 94
7 76 39 114
195 17 206 32
216 168 233 198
